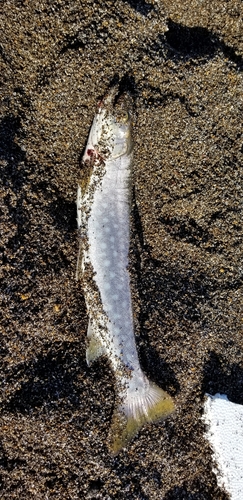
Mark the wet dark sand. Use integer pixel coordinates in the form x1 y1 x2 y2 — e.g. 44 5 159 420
0 1 242 498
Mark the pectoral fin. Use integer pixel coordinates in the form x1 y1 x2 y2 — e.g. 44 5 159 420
76 184 83 281
76 240 83 281
77 184 82 228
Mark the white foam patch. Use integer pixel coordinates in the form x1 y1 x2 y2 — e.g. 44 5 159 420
203 393 243 500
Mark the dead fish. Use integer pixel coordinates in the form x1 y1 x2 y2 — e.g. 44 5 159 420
77 85 174 453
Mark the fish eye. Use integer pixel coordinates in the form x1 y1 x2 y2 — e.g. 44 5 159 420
116 109 129 123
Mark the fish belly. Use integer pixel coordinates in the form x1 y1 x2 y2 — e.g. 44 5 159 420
87 156 139 371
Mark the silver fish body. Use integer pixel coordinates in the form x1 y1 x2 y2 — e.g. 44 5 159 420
77 87 174 453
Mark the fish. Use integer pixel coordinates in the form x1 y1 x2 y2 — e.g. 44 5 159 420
76 85 174 453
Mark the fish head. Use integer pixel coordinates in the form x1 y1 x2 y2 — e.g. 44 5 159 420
87 87 133 161
111 92 133 158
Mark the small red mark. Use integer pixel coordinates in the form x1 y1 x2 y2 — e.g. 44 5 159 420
84 147 104 165
97 99 103 108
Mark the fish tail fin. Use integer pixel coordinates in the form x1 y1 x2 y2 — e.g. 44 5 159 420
108 376 174 454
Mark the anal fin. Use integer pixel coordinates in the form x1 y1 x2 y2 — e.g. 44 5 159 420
86 319 105 366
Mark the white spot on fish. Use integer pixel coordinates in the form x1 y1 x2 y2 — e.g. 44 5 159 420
104 259 111 267
113 313 121 320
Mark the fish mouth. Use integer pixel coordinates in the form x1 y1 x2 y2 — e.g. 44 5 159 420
93 81 134 159
98 83 133 126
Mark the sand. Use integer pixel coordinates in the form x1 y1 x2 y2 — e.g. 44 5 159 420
0 1 242 498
